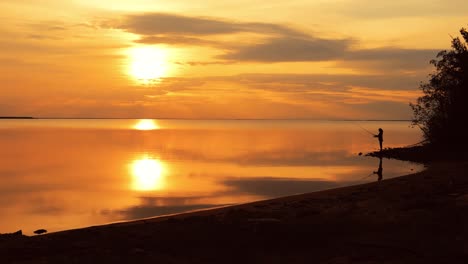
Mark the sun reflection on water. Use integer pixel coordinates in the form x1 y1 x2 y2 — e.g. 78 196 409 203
130 157 166 191
133 119 159 130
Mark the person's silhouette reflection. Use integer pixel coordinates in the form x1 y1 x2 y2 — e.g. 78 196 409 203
373 156 383 181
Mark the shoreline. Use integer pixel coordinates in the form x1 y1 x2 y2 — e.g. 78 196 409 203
2 157 468 263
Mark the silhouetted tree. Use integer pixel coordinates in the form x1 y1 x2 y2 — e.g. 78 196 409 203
410 27 468 151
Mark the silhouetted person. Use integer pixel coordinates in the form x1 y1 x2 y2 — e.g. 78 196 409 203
374 128 383 151
373 156 383 181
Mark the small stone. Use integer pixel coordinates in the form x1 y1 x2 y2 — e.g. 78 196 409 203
34 229 47 235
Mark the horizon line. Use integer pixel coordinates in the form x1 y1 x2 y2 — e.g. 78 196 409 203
0 116 413 122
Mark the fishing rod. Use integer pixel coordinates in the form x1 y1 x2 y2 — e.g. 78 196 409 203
360 171 375 180
356 123 376 136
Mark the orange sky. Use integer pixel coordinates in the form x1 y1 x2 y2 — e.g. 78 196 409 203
1 0 466 119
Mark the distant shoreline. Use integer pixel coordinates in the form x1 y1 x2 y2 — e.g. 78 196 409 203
0 117 34 119
0 117 410 121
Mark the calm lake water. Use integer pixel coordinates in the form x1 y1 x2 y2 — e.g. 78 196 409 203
0 119 424 234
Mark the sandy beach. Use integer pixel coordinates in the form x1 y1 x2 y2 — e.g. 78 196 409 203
1 158 468 263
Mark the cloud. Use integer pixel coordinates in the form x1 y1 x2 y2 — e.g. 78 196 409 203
0 70 421 119
221 41 436 66
116 13 303 36
135 35 220 47
27 23 67 31
220 37 350 62
23 20 91 41
26 34 62 40
226 73 426 91
342 48 438 71
347 48 437 61
117 73 420 119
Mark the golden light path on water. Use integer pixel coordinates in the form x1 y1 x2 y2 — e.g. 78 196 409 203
130 156 166 191
133 119 159 130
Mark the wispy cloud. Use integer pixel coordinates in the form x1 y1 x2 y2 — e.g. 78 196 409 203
114 13 305 36
135 35 220 46
342 48 437 71
223 73 426 91
220 37 350 62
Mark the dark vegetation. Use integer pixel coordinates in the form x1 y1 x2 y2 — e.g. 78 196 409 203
410 27 468 152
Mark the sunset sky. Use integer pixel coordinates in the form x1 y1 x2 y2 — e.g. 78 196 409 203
1 0 466 119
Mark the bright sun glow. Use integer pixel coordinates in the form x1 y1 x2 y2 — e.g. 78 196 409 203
128 46 168 83
133 119 159 130
131 157 165 191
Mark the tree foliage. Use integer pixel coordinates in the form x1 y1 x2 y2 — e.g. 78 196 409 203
410 27 468 151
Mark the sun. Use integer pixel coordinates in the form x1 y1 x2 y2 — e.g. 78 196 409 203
128 46 167 83
130 157 166 191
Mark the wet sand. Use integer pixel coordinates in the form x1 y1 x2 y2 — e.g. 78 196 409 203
2 160 468 263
